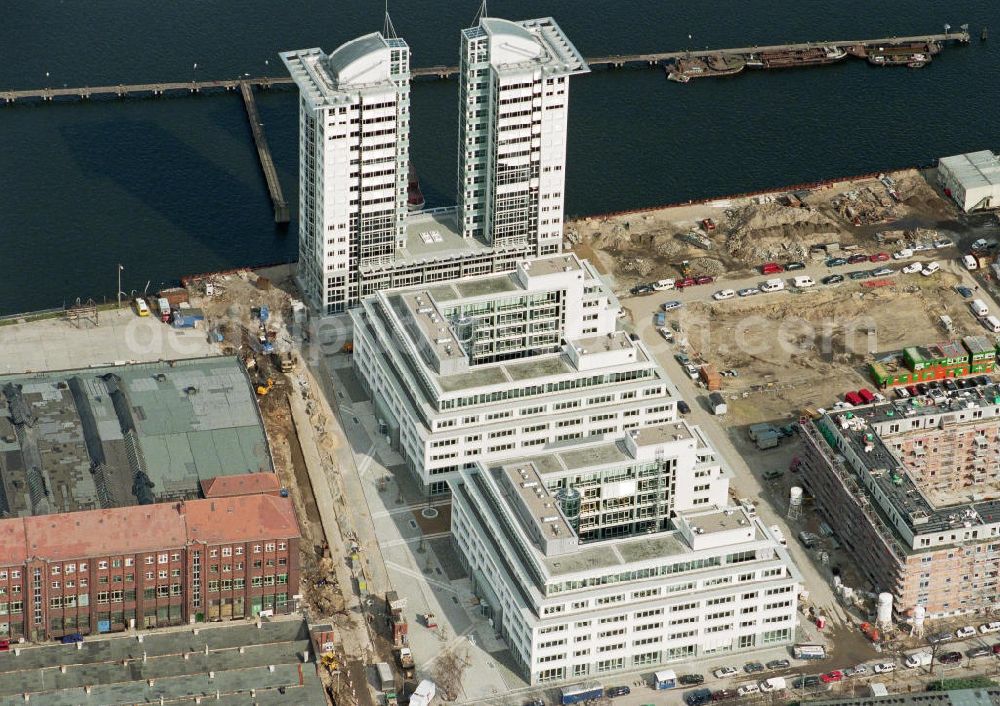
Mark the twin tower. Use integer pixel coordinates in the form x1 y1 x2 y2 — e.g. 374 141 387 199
281 17 589 314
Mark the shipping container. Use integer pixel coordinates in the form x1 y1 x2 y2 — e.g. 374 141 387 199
699 364 722 391
375 662 395 691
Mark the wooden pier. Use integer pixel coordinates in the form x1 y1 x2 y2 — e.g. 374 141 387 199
0 30 971 105
239 81 289 224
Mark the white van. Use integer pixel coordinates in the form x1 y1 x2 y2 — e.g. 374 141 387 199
759 677 787 693
971 299 990 318
653 279 675 291
963 254 979 271
905 651 932 669
921 262 941 277
760 278 785 292
793 275 815 288
984 315 1000 334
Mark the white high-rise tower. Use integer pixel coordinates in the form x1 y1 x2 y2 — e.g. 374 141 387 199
457 16 589 254
281 31 411 314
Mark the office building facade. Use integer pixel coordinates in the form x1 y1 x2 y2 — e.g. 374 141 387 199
281 33 412 314
351 253 679 493
458 17 588 250
451 424 801 684
282 17 588 315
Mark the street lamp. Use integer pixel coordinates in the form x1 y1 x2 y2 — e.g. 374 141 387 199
117 264 124 308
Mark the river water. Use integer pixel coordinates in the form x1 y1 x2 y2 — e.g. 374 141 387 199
0 1 997 314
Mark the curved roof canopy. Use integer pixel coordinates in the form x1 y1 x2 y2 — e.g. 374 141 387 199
327 32 392 85
481 18 545 66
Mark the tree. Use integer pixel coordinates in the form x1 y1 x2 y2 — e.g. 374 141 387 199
432 641 471 701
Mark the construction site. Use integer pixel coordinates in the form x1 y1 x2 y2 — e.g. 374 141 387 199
574 166 1000 428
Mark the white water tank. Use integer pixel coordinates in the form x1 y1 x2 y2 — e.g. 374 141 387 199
877 592 893 626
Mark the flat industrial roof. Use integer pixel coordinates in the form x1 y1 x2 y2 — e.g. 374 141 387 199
0 357 273 517
0 619 325 705
940 150 1000 189
396 209 491 264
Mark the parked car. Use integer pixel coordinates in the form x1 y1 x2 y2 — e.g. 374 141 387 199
60 633 84 644
711 689 736 702
606 686 631 697
939 651 962 665
845 665 868 677
765 659 790 670
713 289 736 301
676 277 697 289
980 622 1000 634
630 284 654 295
784 261 806 271
921 262 941 276
902 262 923 274
524 700 545 706
872 662 895 674
678 400 691 415
848 270 870 280
956 285 974 298
870 252 890 262
825 257 848 267
662 300 683 311
679 674 706 686
870 267 894 277
702 218 716 231
967 646 992 659
675 353 691 365
993 643 1000 655
927 630 954 644
738 287 760 297
793 275 815 288
892 248 913 259
760 262 784 274
820 670 844 683
737 684 760 697
694 275 714 285
721 369 739 377
743 662 765 674
934 238 954 249
685 688 713 706
955 626 977 639
803 676 821 688
847 253 869 264
713 666 738 679
822 274 844 285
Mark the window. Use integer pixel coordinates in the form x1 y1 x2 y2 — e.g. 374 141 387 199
98 561 108 570
158 554 168 564
222 547 232 557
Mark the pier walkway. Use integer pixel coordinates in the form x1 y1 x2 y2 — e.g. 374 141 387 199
239 81 289 224
0 31 970 103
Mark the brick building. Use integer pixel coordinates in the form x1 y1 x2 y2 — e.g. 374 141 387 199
0 494 300 642
798 383 1000 618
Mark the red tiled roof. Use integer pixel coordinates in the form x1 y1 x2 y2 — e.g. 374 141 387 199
201 472 281 498
23 504 188 561
0 495 299 563
184 495 299 545
0 519 28 567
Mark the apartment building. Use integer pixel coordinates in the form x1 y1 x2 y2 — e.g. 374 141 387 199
457 16 588 250
351 253 679 493
280 32 412 313
798 382 1000 618
0 494 300 641
451 422 801 684
281 16 588 315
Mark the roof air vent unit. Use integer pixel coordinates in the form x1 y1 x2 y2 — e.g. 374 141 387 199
542 516 560 523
